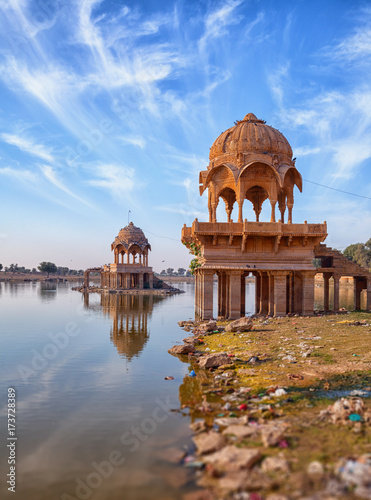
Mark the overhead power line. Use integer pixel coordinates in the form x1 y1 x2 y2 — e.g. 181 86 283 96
142 229 179 242
303 179 371 200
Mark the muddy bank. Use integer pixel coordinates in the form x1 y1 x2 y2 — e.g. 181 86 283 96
169 312 371 500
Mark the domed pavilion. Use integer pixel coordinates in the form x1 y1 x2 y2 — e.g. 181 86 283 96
100 222 154 289
182 113 329 319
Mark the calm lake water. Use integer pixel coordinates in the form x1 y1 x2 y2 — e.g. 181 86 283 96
0 279 365 499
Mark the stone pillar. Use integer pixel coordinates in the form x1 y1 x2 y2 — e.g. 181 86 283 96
217 272 222 316
272 272 288 316
323 273 331 312
270 201 276 223
195 273 200 317
292 273 303 313
139 274 144 289
240 275 246 316
211 203 217 223
288 273 294 314
238 201 243 223
226 273 230 318
333 276 340 312
149 273 153 289
260 273 269 315
255 274 261 314
200 270 214 320
84 270 89 288
302 271 316 315
228 271 242 319
367 278 371 311
217 272 227 318
354 277 363 310
268 273 275 316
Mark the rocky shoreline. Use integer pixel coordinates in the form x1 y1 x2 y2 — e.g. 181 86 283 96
168 312 371 500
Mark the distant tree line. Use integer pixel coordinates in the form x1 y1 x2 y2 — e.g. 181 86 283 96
0 262 84 277
343 238 371 271
159 267 192 277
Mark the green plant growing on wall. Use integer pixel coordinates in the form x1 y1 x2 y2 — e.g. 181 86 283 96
183 242 202 275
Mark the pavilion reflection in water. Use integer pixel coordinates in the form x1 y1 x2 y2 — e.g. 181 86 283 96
86 293 165 360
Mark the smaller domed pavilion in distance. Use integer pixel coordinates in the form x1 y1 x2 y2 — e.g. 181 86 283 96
99 222 154 289
182 113 371 319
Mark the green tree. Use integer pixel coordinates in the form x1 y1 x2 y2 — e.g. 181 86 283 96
0 264 2 272
343 239 371 270
166 268 174 276
38 262 58 277
177 267 186 276
183 242 202 275
57 266 69 276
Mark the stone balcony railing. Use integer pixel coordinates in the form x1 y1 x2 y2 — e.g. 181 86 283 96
109 264 152 272
182 219 327 242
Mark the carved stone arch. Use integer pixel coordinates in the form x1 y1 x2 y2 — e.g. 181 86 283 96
278 189 287 223
238 161 283 188
206 164 237 222
238 162 281 222
205 163 238 188
279 166 302 223
245 185 269 222
279 165 302 192
219 187 237 222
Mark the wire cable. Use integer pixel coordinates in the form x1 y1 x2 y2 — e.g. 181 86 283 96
303 179 371 200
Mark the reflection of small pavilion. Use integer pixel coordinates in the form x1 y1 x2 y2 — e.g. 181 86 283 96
100 293 164 360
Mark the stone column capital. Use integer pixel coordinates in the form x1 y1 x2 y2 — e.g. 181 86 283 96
228 269 244 276
269 270 290 277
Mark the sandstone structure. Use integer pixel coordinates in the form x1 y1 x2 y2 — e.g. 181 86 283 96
84 222 154 290
182 113 371 319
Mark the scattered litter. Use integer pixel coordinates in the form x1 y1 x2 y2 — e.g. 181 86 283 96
272 388 287 397
349 413 362 422
189 370 196 377
248 356 260 364
350 390 368 397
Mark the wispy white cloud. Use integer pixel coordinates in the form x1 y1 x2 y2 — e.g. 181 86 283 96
86 164 138 198
1 133 54 162
199 0 244 53
331 142 371 180
268 58 371 182
329 24 371 62
0 166 37 182
0 58 90 134
119 136 146 149
77 0 184 92
40 164 93 207
293 146 321 157
267 63 290 109
156 204 205 218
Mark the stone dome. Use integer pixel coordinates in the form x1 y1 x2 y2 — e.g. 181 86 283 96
111 222 151 252
209 113 293 165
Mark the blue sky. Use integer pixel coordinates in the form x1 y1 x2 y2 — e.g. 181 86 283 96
0 0 370 272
